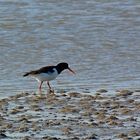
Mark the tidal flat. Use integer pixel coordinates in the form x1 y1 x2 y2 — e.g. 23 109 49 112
0 90 140 140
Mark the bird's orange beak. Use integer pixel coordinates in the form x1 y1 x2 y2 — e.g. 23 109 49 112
68 67 75 74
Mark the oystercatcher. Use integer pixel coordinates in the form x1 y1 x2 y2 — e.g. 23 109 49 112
23 62 75 92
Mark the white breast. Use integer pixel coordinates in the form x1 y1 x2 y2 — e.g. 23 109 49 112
32 68 58 82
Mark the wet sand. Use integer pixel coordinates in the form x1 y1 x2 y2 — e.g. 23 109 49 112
0 90 140 140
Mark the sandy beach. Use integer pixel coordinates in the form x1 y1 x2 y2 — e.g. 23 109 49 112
0 0 140 139
0 89 140 140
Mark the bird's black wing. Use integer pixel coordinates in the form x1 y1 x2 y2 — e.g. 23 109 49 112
23 65 56 77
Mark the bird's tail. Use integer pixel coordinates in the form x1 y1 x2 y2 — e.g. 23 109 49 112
23 72 30 77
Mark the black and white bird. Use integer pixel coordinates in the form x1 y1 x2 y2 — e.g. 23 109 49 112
23 62 75 92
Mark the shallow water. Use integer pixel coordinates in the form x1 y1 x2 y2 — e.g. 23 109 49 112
0 0 140 98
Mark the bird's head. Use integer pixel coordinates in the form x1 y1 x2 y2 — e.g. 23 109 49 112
56 62 75 74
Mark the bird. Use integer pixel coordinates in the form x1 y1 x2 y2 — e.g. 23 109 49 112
23 62 75 92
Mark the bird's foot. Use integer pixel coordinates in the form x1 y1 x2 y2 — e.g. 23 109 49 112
47 89 55 94
50 89 55 94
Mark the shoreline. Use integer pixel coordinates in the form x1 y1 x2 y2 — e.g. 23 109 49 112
0 89 140 140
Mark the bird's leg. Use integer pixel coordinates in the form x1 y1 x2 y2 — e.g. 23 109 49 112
47 81 54 93
47 81 51 90
39 81 43 92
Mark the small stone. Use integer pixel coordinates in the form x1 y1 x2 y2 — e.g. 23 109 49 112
117 90 133 96
61 127 72 134
129 130 140 137
86 133 98 139
70 137 79 140
21 136 31 140
97 89 108 93
2 123 13 129
96 112 106 120
69 92 82 98
18 124 29 132
107 115 118 120
18 117 31 123
59 105 79 113
108 120 121 126
95 95 104 100
0 132 7 138
126 117 137 121
117 133 128 138
61 94 67 97
127 99 134 103
90 122 98 126
120 108 132 115
10 108 22 114
17 106 25 109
